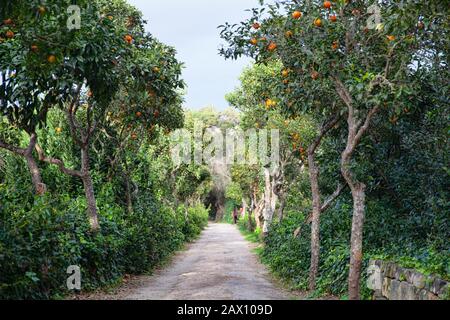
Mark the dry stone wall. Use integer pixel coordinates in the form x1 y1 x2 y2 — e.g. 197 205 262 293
368 260 448 300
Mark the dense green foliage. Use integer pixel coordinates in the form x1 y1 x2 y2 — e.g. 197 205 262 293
0 0 211 300
0 109 210 299
220 0 449 299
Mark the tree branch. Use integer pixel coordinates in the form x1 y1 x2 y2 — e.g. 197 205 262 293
0 139 26 156
35 143 83 178
320 183 348 213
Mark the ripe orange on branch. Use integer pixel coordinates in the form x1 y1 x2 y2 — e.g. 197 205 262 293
311 71 320 80
265 99 276 108
267 42 277 51
31 44 39 52
47 55 56 63
332 41 339 50
124 34 133 44
387 35 396 41
314 18 322 27
250 38 258 45
292 11 302 19
330 15 337 22
252 22 260 30
6 30 14 39
323 1 332 9
285 30 293 38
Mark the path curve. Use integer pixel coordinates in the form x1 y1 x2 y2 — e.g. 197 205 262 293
123 223 290 300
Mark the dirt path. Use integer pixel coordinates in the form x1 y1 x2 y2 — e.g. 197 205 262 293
81 223 293 300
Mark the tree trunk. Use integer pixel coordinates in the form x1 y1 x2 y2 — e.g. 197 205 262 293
0 132 47 195
81 148 100 232
277 192 286 223
308 151 321 291
262 167 275 236
241 198 247 218
25 153 47 196
125 175 133 214
348 183 366 300
339 107 378 300
342 134 367 300
254 198 264 230
305 115 342 291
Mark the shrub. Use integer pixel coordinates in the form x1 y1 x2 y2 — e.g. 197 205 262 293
0 188 209 299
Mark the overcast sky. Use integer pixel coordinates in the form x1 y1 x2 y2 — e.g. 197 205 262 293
127 0 261 111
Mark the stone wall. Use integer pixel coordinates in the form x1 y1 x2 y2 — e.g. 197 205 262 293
368 260 448 300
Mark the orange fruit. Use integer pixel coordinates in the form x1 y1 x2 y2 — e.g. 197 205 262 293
387 35 395 41
265 99 276 108
153 110 160 118
285 30 293 38
87 90 93 97
417 21 425 30
332 41 339 50
31 44 39 52
283 79 289 85
314 18 322 27
47 55 56 63
55 127 62 134
6 30 14 39
330 15 337 22
292 11 302 19
282 69 289 77
107 15 113 20
131 133 138 140
124 34 133 44
252 22 260 30
311 71 319 80
250 38 258 45
324 1 332 9
267 42 277 51
136 111 142 118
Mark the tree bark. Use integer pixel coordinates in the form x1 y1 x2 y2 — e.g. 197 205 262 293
241 197 247 218
347 182 366 300
0 132 47 195
335 76 380 300
308 150 321 291
81 147 100 232
277 192 286 223
25 153 47 196
262 167 275 236
307 115 341 291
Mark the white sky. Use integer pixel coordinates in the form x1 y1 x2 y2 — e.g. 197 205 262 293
128 0 262 110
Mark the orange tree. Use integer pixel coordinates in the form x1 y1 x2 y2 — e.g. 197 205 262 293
219 0 445 299
1 0 134 230
0 0 185 231
226 61 317 229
